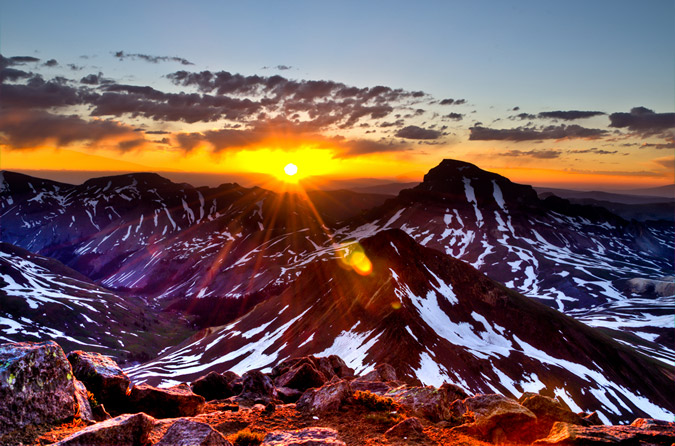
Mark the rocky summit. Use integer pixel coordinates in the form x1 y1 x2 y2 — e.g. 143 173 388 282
1 340 674 446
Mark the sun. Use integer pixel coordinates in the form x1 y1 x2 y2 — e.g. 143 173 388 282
284 163 298 177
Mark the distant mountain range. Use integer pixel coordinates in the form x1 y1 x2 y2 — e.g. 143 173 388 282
1 159 673 424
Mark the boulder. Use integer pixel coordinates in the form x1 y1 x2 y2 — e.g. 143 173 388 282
450 394 537 443
518 393 589 437
350 380 396 395
128 383 205 418
238 370 277 404
361 363 397 382
92 404 112 422
262 427 346 446
276 386 303 403
384 417 424 438
271 355 353 381
73 379 94 422
155 418 232 446
67 350 130 413
297 380 353 413
385 385 457 422
0 341 78 436
534 420 675 445
274 361 327 391
53 412 155 446
191 371 235 401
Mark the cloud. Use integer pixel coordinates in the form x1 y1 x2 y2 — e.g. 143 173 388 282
444 113 463 121
500 148 562 159
652 156 674 171
80 72 112 85
439 98 466 105
262 65 293 70
114 51 194 65
568 147 618 155
512 112 536 120
0 68 32 82
538 110 605 120
469 124 607 142
337 139 408 158
640 137 675 150
43 59 59 67
0 76 85 109
395 125 441 140
609 107 675 135
0 110 135 148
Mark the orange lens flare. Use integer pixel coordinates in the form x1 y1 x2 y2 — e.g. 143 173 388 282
337 242 373 276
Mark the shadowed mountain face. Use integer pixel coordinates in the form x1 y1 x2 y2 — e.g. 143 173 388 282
0 243 193 362
2 161 674 424
0 171 330 303
336 160 674 362
127 229 674 424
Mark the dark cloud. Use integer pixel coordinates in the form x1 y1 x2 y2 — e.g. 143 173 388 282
469 124 608 142
538 110 605 120
568 147 618 155
0 68 32 82
114 51 194 65
144 130 170 135
439 98 466 105
379 119 404 128
609 107 675 135
653 156 674 170
118 139 146 151
640 137 675 150
395 125 442 140
0 76 85 109
9 56 40 64
0 110 134 148
80 72 112 85
501 149 562 159
43 59 59 67
512 112 536 120
337 139 408 158
512 106 520 111
262 65 293 70
444 113 463 121
67 64 84 71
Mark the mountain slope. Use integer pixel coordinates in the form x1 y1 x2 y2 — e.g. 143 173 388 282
127 229 674 424
0 243 193 362
0 171 330 303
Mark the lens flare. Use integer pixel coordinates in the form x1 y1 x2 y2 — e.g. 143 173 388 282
337 242 373 276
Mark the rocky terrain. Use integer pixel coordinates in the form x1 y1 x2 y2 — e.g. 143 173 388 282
2 340 674 446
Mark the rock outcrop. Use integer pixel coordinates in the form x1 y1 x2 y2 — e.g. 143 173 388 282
534 419 675 445
53 412 155 446
191 371 236 401
0 341 79 436
67 350 131 414
262 427 346 446
155 418 232 446
128 383 205 418
297 380 353 413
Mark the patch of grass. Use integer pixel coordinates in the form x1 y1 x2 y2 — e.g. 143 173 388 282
86 390 98 408
233 428 265 446
353 390 400 412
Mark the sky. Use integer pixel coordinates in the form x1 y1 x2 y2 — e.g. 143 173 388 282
1 0 673 190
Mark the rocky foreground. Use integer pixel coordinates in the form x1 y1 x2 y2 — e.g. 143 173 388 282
1 341 673 446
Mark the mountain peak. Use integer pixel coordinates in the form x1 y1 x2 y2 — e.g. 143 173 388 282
414 159 539 207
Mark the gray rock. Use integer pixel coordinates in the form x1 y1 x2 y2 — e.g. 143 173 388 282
53 412 155 446
191 371 235 401
0 341 78 436
450 394 537 443
238 370 277 404
385 385 455 422
156 418 232 446
262 427 346 445
67 350 130 413
384 417 424 438
128 383 205 418
534 420 675 445
296 380 353 413
360 363 397 382
73 379 94 422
